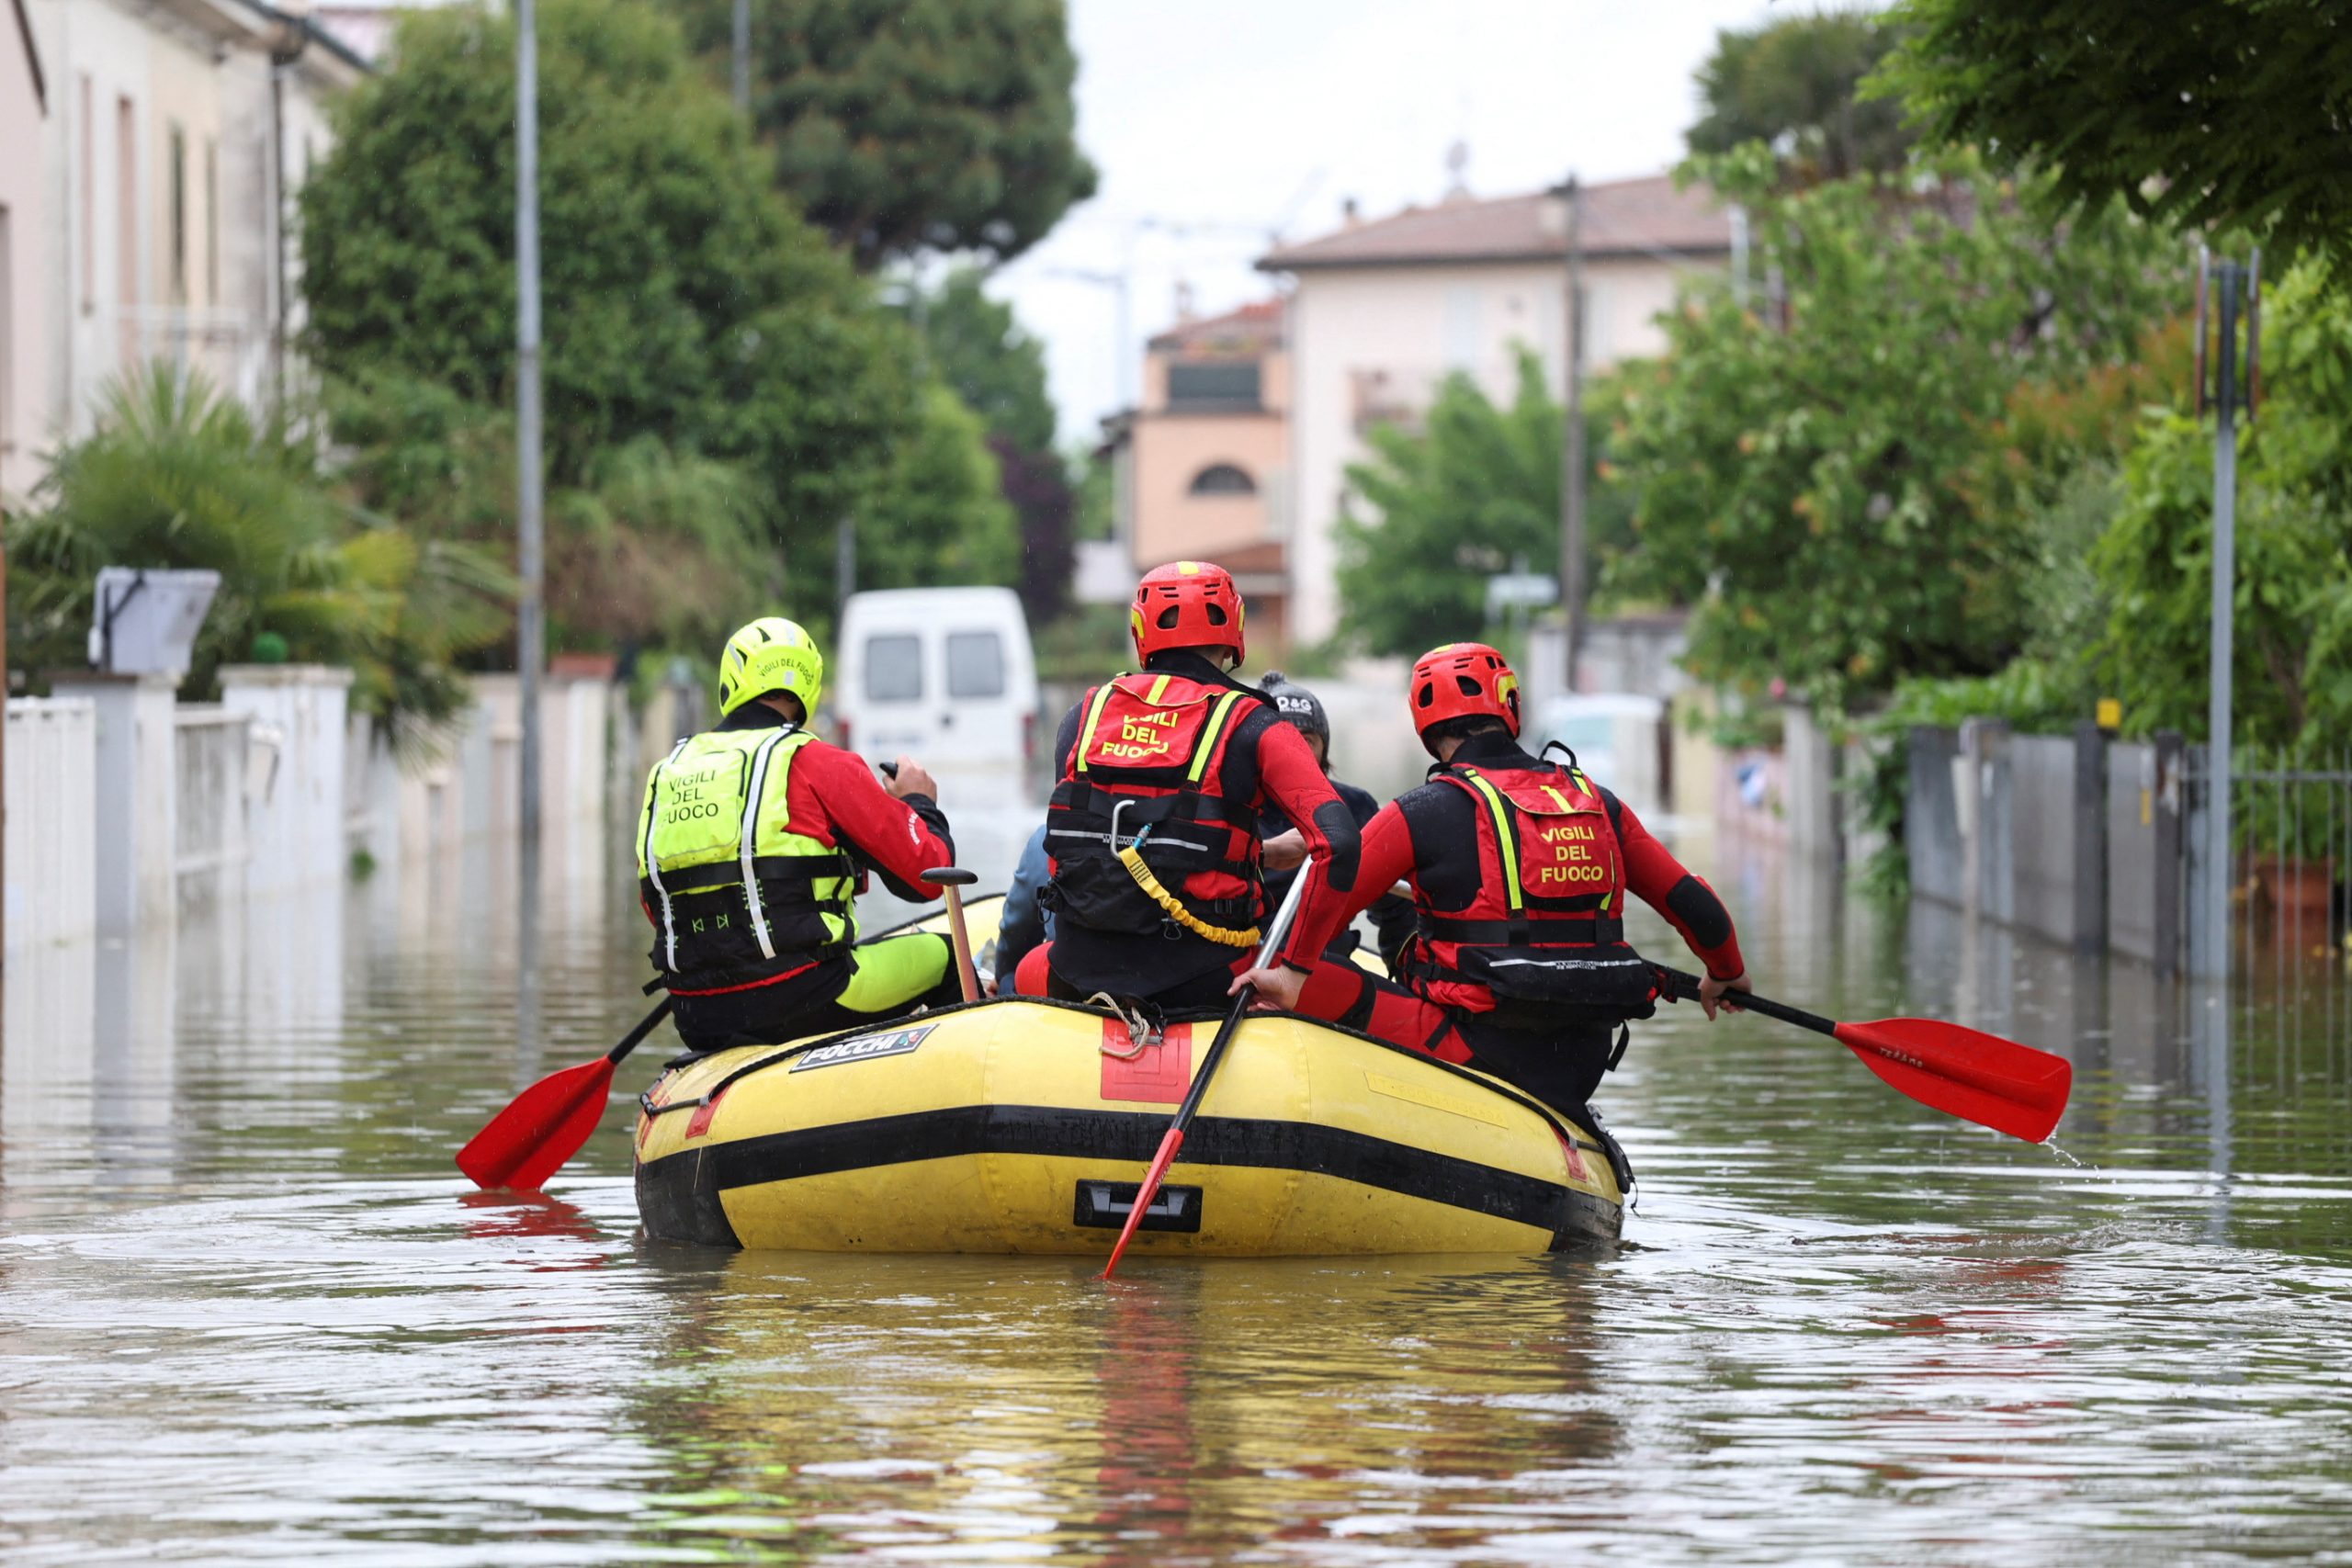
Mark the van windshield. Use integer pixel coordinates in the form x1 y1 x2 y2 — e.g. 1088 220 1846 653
865 635 923 702
945 631 1006 699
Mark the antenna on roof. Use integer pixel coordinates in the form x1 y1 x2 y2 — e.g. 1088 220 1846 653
1444 139 1471 201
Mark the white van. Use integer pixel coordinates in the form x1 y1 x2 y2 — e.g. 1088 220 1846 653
831 587 1041 801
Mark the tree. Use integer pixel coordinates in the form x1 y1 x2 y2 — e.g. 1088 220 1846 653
675 0 1097 269
910 268 1057 456
300 0 916 570
1334 350 1640 659
1689 8 1911 183
7 366 510 743
857 383 1021 593
1604 148 2183 711
902 266 1073 621
1879 0 2352 268
2089 262 2352 751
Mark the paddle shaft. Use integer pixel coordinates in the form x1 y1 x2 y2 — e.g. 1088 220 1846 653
608 997 676 1064
1100 869 1315 1279
921 867 983 1003
1656 966 1831 1034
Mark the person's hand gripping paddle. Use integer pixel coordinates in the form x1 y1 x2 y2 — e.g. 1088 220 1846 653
1656 968 2072 1144
1100 870 1314 1279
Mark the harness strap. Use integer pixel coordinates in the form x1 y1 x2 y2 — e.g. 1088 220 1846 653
1417 914 1626 946
642 738 693 973
1186 689 1249 784
647 852 858 896
1451 766 1532 944
737 728 793 960
1071 681 1121 774
1116 844 1261 946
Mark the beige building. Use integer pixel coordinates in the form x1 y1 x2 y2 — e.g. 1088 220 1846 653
1114 298 1298 650
3 0 50 501
17 0 362 497
1259 175 1731 646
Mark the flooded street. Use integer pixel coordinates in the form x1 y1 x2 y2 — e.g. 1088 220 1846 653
5 807 2351 1564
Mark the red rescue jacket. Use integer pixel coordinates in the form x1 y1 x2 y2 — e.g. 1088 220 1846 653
1401 753 1661 1026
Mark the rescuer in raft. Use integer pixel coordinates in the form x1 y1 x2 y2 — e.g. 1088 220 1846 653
1011 560 1361 1010
1233 641 1751 1118
1254 671 1413 967
636 616 961 1054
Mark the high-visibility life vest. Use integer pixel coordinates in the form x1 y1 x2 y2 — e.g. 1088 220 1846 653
636 727 856 995
1402 758 1659 1027
1043 671 1267 947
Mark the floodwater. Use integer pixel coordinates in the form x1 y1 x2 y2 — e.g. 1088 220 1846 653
5 803 2351 1565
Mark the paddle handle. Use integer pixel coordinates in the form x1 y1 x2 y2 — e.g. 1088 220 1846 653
1101 869 1314 1280
1656 966 1834 1036
608 997 675 1064
922 867 983 1002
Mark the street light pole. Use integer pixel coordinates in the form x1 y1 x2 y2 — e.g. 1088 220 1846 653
515 0 546 1051
2201 259 2241 981
1555 173 1586 693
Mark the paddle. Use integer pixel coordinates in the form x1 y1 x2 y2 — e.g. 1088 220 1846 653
922 867 983 1002
457 998 673 1190
1655 967 2071 1145
1101 870 1314 1279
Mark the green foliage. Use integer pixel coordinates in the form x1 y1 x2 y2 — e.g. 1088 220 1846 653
1333 348 1639 658
1604 147 2183 711
857 382 1021 592
675 0 1097 268
1879 0 2352 270
1689 7 1912 182
6 366 511 743
300 0 916 575
2090 268 2352 752
905 267 1057 456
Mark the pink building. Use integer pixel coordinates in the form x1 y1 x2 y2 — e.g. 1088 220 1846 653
1110 298 1296 653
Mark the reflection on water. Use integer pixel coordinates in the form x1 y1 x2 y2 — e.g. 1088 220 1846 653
4 818 2351 1563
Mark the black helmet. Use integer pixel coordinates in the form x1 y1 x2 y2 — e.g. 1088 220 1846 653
1260 671 1330 750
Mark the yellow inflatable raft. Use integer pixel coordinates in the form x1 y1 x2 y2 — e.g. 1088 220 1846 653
632 898 1628 1256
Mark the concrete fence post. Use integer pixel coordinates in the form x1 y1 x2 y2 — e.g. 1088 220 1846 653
2074 721 2109 954
48 672 180 931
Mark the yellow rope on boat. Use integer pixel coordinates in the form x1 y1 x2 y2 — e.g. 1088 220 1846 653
1117 844 1261 946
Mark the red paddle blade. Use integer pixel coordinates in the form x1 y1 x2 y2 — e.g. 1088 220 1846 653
456 1057 618 1191
1833 1017 2072 1145
1099 1126 1186 1280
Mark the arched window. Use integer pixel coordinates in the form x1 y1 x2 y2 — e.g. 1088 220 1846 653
1189 463 1257 496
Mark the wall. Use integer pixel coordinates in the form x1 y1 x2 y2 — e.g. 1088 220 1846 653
1906 727 1966 907
1 1 48 501
4 697 96 948
173 704 250 911
1129 410 1285 566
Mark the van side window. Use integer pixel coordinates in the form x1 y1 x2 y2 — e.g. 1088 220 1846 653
865 635 923 702
945 631 1006 699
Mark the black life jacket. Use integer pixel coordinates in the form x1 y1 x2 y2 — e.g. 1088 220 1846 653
1043 671 1267 948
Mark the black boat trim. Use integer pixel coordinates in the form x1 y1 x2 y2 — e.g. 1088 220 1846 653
634 1103 1620 1252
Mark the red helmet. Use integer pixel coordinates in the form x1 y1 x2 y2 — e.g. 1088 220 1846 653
1130 559 1247 665
1409 642 1521 745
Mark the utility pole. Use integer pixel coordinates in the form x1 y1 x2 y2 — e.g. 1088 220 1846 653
1555 173 1586 692
731 0 750 112
2199 254 2245 980
515 0 547 1051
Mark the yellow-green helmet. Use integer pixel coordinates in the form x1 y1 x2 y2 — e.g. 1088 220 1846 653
718 616 824 720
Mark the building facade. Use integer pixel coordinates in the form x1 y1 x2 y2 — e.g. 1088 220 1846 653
1121 299 1295 650
3 0 51 501
15 0 361 501
1259 175 1731 647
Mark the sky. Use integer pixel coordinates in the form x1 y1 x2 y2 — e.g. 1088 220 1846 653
991 0 1787 445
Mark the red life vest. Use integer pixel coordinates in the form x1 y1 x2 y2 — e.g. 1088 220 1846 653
1402 759 1660 1027
1043 671 1267 946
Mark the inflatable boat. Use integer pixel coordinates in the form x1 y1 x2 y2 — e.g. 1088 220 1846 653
632 897 1628 1256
